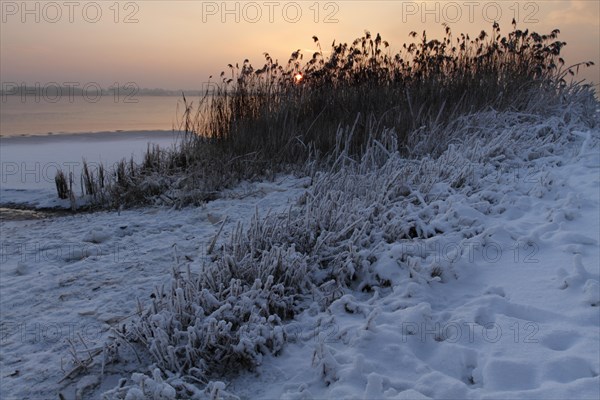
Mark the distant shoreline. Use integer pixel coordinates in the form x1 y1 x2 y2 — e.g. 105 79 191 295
0 95 192 138
0 88 205 97
0 129 184 143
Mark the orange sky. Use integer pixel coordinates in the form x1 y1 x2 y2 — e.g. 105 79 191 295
1 1 598 90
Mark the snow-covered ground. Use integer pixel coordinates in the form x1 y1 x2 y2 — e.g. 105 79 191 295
0 116 599 399
228 148 600 400
0 130 180 207
1 173 311 398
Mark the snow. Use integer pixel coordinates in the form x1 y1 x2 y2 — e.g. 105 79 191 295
0 130 180 207
0 115 599 399
1 170 310 398
226 144 599 400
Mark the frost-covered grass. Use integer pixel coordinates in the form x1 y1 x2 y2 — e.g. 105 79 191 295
54 23 595 210
94 87 599 398
39 21 600 399
2 85 596 398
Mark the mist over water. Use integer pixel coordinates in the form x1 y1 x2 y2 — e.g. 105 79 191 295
0 95 187 201
0 95 187 137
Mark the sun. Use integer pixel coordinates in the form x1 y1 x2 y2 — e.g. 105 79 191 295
294 73 303 83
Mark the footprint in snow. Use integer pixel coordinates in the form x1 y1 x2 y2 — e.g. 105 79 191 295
483 286 506 298
550 232 597 246
14 262 28 276
115 225 133 237
471 295 559 325
539 330 581 351
82 227 111 244
583 279 599 307
560 255 599 294
542 356 598 383
482 359 539 390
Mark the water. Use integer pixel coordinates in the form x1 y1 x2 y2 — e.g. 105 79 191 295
0 95 190 206
0 95 186 137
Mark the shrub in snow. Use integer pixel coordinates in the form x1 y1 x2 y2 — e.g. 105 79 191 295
129 248 306 379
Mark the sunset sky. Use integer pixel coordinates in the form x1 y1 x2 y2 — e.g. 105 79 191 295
1 1 599 90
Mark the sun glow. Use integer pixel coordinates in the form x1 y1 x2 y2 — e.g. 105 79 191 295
294 73 303 83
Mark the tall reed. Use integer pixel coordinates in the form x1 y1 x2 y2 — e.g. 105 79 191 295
55 23 596 208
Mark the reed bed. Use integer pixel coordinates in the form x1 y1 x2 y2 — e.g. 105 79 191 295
56 23 596 208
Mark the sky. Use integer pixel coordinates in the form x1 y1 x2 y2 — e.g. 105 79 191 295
1 1 599 90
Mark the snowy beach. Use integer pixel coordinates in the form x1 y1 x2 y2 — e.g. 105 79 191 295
1 172 310 398
2 3 599 396
0 116 598 399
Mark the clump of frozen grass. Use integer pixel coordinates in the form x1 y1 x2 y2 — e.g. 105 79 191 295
54 133 259 210
55 170 69 199
80 160 108 203
102 374 239 400
136 248 305 373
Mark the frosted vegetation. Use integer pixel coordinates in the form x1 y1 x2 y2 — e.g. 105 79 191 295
55 22 595 209
52 23 598 398
101 107 597 398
